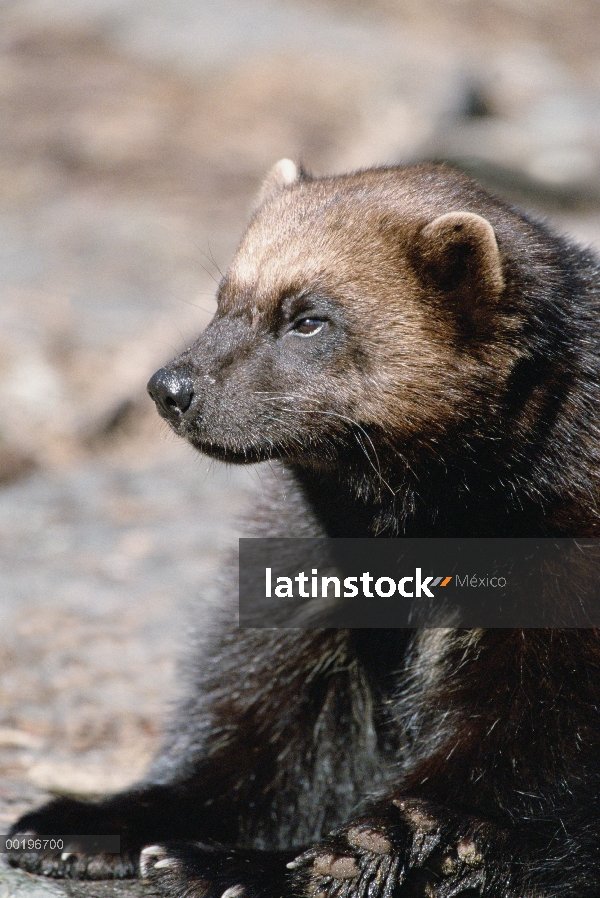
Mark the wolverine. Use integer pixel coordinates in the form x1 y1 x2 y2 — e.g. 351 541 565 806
9 162 600 898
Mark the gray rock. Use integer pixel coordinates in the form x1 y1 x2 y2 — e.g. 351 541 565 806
0 866 158 898
0 867 66 898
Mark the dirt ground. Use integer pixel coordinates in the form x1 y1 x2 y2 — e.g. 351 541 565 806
1 0 600 894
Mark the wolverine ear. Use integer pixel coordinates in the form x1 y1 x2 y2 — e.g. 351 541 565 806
256 158 305 206
414 211 504 301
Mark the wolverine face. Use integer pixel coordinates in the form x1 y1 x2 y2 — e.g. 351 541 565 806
146 272 376 464
148 163 528 470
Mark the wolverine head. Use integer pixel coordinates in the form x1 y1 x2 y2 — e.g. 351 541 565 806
147 161 557 473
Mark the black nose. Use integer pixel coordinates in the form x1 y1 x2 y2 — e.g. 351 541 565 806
147 367 194 421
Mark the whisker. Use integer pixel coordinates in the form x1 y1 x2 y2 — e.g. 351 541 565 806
253 392 396 497
207 240 224 279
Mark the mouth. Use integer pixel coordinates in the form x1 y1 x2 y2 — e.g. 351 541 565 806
186 434 277 465
157 406 281 464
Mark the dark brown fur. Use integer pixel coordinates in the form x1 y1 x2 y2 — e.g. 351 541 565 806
9 163 600 898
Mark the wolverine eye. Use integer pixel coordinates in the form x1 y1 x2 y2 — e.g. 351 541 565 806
292 318 324 336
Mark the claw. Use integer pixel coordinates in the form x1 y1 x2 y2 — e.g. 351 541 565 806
221 886 245 898
141 845 167 858
288 846 319 869
140 844 169 878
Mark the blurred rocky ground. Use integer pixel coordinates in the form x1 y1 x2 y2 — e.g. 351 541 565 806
0 0 599 894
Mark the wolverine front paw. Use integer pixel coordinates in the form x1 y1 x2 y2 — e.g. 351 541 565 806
8 796 138 879
6 842 138 879
290 800 494 898
140 842 295 898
